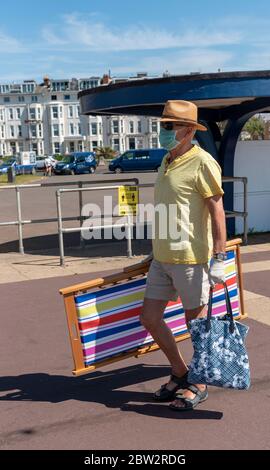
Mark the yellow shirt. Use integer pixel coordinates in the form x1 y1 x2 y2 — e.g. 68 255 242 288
152 145 224 264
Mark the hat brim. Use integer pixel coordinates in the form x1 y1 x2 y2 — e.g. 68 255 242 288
160 117 207 132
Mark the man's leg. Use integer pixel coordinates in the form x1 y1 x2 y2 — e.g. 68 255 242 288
170 304 207 408
140 298 188 395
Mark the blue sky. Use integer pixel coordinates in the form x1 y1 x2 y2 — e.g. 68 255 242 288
1 0 270 82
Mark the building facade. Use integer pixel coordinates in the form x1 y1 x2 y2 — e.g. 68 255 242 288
0 76 161 157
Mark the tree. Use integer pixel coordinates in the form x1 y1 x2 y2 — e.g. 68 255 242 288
95 146 117 161
243 116 265 140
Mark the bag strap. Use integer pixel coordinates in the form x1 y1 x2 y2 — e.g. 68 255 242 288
206 282 235 333
223 281 235 333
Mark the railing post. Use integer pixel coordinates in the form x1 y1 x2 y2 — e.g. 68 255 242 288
56 190 65 267
15 187 24 254
243 177 248 246
126 214 133 258
78 181 85 248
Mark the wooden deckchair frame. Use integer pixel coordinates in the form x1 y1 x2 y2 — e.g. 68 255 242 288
59 238 247 376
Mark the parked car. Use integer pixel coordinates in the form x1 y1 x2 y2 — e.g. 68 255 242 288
0 158 16 175
108 148 167 173
54 152 97 175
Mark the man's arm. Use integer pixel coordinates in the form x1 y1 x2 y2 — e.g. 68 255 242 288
205 194 227 254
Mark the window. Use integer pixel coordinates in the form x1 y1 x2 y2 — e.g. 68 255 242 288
136 137 144 149
52 124 59 137
18 125 22 137
52 106 58 119
92 141 98 150
64 95 70 100
151 137 158 148
112 120 119 133
112 138 120 151
16 108 21 119
70 142 75 152
78 123 81 135
0 109 4 120
18 96 25 103
123 151 134 160
32 96 38 103
60 123 64 135
128 137 136 149
19 142 24 152
10 142 17 155
10 125 15 137
129 121 134 133
4 97 10 103
91 123 97 135
29 108 36 120
99 122 102 134
32 143 38 153
137 120 142 133
9 108 14 120
51 95 57 101
30 125 37 137
54 142 60 154
69 123 74 135
1 125 5 138
38 124 42 138
134 150 150 160
68 106 74 118
77 106 80 117
120 120 124 133
59 106 63 119
37 108 41 120
151 120 158 132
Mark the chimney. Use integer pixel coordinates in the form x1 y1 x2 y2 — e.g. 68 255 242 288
43 76 51 88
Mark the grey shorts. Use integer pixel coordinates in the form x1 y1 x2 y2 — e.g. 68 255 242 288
145 259 210 310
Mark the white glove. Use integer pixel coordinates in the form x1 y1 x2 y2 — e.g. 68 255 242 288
141 251 153 264
209 259 226 286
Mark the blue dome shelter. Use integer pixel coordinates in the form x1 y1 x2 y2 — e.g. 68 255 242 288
79 70 270 236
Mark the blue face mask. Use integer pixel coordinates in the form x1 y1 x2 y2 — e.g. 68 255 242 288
159 127 180 151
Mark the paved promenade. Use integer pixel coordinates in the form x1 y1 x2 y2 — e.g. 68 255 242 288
0 234 269 450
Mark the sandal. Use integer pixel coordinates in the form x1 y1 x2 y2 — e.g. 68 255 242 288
153 371 189 402
169 384 208 411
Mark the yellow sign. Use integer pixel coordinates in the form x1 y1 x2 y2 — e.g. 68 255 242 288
118 186 139 216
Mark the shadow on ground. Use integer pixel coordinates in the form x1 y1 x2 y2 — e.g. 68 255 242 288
0 363 223 421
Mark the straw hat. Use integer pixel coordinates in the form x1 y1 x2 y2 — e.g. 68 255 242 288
160 100 207 131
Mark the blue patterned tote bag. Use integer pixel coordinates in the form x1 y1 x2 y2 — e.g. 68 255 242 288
188 282 250 389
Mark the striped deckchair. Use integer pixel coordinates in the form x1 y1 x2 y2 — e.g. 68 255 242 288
60 238 247 376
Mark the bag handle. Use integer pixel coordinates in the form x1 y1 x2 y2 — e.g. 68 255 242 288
206 282 235 333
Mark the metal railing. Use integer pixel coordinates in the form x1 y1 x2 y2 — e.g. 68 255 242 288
222 176 248 245
0 175 248 263
0 178 138 255
56 185 135 266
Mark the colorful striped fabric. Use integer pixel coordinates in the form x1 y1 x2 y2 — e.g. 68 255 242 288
75 250 239 367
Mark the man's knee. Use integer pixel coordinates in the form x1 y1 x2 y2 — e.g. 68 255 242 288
140 312 157 330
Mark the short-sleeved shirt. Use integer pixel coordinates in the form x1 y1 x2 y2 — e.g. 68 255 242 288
152 144 224 264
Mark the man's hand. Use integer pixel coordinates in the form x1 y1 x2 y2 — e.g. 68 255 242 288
209 259 226 286
141 251 153 265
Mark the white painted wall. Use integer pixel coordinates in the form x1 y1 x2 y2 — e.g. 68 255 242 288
234 141 270 233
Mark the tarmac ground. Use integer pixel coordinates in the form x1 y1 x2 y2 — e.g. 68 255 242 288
0 235 270 450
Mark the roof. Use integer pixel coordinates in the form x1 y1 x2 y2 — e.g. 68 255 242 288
78 69 270 121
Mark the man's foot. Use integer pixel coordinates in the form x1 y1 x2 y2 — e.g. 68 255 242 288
153 370 189 402
169 384 208 411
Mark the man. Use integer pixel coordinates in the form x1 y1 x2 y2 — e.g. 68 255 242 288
44 156 52 177
140 100 226 411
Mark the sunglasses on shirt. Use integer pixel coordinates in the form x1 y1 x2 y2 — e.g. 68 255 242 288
160 122 186 131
